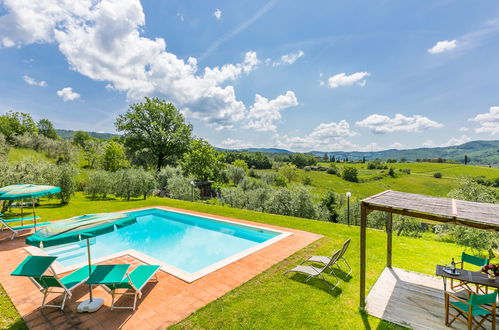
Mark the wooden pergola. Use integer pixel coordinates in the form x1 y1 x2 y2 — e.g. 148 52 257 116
359 190 499 309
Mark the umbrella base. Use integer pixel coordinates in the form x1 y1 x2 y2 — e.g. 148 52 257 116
76 298 104 313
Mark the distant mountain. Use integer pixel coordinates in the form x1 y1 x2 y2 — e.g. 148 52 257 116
223 140 499 166
217 147 293 154
56 129 119 140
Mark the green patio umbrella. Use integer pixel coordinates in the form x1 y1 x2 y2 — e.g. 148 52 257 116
26 213 137 312
0 185 61 229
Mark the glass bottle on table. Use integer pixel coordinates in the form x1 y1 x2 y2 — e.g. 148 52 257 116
451 258 456 274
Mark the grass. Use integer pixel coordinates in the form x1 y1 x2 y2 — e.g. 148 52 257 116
0 193 468 329
262 162 499 199
7 148 52 163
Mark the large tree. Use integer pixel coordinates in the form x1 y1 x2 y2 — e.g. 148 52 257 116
0 111 38 141
181 138 225 181
115 98 193 170
37 119 59 140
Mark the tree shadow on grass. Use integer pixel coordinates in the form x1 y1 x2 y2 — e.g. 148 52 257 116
359 306 408 330
286 273 343 297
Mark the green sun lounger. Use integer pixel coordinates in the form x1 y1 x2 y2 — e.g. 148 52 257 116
101 265 160 311
0 218 49 240
11 255 96 310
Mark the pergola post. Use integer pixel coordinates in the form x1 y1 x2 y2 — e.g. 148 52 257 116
386 212 392 268
359 202 367 309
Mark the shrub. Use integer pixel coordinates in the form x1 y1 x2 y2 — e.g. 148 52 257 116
114 168 156 201
319 191 338 222
85 170 113 200
388 168 395 177
304 166 312 172
156 166 182 191
265 189 293 216
291 187 316 219
226 165 246 185
274 174 288 187
246 188 272 212
260 172 276 185
0 133 10 161
167 174 196 201
342 166 359 183
221 187 248 208
327 163 338 175
56 164 78 204
279 164 297 183
394 216 425 238
302 176 312 186
433 172 442 179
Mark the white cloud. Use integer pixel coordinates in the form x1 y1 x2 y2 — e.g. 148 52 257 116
246 91 299 131
427 40 457 54
22 75 47 87
219 138 252 149
356 114 443 134
213 9 222 21
272 120 358 151
445 135 471 146
0 0 281 130
327 72 370 88
469 106 499 135
176 12 184 22
273 50 304 66
459 127 470 132
422 140 435 148
57 87 80 101
389 142 404 149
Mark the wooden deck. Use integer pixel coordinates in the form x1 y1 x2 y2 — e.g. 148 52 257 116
366 267 468 330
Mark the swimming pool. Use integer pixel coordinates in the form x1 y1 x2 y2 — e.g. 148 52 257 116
33 208 289 282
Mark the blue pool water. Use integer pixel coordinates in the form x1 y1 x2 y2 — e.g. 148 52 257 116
42 208 280 273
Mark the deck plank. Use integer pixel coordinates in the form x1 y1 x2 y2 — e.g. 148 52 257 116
366 267 469 330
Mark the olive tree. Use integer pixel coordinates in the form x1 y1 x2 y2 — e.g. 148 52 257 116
85 170 114 200
116 98 193 170
181 138 225 182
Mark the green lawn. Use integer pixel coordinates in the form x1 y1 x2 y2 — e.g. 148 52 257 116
264 162 499 199
0 193 467 329
7 148 52 163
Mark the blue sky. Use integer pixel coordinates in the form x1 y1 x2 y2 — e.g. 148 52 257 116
1 0 499 152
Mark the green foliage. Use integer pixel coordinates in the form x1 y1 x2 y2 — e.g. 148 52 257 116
156 166 182 191
279 164 297 183
367 160 387 170
448 177 497 202
226 165 246 185
273 174 287 187
394 216 425 238
260 172 276 185
0 111 37 141
181 138 225 182
291 187 316 219
55 164 78 204
342 166 359 182
388 168 395 177
327 163 338 175
232 159 249 171
320 191 339 222
433 172 442 178
84 170 113 200
72 131 91 147
37 119 59 140
102 141 127 172
302 175 312 185
83 139 103 169
116 97 193 170
114 168 156 201
0 133 10 161
287 153 317 168
167 174 197 201
222 151 272 169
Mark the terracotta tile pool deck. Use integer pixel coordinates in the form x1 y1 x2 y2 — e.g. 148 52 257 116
0 206 322 329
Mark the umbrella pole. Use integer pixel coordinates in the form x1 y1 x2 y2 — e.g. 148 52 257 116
86 238 93 302
31 197 36 231
21 200 24 227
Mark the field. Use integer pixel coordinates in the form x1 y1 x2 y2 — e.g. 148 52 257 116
0 193 469 329
260 162 499 200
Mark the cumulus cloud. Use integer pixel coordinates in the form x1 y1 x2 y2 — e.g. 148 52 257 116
273 50 304 66
389 142 404 149
445 135 471 146
459 127 470 132
57 87 80 101
327 72 370 88
356 114 443 134
469 106 499 135
213 9 222 21
427 40 457 54
23 75 47 87
246 91 299 131
0 0 275 130
272 120 358 151
219 138 252 149
422 140 435 148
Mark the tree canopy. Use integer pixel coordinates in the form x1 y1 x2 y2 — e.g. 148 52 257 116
181 138 225 181
115 98 193 170
37 119 59 140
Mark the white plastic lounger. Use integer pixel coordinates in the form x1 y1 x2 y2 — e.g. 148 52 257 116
0 218 49 239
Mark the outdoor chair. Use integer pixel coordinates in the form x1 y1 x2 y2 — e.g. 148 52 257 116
451 252 490 293
0 217 48 240
285 250 341 291
101 264 160 311
445 290 497 330
11 255 96 310
303 238 352 276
